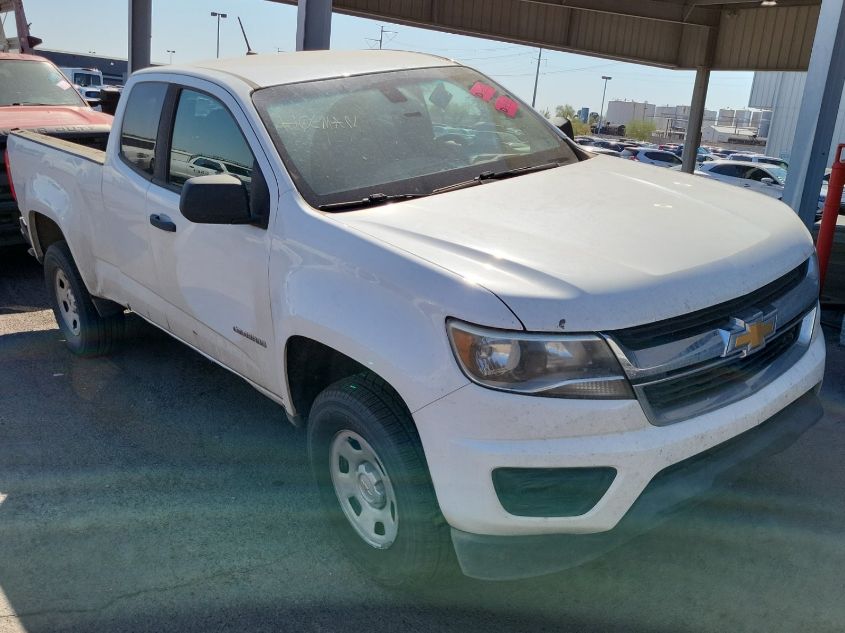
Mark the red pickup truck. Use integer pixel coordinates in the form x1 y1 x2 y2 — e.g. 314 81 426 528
0 52 112 247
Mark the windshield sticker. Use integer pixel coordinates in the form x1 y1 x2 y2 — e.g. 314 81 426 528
56 79 72 90
428 82 453 109
469 81 496 102
494 95 519 118
379 86 408 103
277 114 359 131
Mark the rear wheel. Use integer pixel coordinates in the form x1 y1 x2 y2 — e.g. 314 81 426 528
44 241 124 356
307 374 453 587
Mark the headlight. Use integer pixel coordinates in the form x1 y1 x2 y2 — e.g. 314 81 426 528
447 320 634 399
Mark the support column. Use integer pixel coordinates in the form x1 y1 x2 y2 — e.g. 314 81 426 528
128 0 152 74
296 0 332 51
681 67 710 173
782 0 845 230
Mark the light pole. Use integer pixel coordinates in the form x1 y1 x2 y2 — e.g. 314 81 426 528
210 11 228 58
166 49 175 64
531 48 542 108
597 75 612 135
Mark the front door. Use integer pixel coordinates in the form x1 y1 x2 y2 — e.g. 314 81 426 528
144 83 278 390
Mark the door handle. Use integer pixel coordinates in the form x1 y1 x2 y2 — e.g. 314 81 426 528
149 213 176 232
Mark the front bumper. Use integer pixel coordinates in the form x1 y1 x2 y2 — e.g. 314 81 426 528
412 332 825 576
450 389 823 580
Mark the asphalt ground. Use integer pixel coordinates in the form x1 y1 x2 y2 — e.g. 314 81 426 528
1 245 844 633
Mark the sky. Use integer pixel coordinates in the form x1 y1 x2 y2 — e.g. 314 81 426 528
12 0 755 113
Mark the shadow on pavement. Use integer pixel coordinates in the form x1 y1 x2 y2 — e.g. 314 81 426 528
0 313 844 632
0 247 48 315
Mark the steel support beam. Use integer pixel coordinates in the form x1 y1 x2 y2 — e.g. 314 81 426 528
682 67 711 173
782 0 845 229
128 0 152 74
296 0 332 51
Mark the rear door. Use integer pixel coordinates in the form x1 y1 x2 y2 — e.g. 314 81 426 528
144 80 279 390
100 80 170 325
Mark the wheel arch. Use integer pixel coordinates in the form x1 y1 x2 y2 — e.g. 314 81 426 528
284 335 411 426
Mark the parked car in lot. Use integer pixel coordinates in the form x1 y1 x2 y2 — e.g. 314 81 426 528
586 146 622 157
620 148 682 167
58 66 106 106
0 52 112 247
728 153 788 170
820 169 845 213
7 51 825 584
696 160 787 200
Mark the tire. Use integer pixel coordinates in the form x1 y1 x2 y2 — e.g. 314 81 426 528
44 241 124 357
307 373 453 587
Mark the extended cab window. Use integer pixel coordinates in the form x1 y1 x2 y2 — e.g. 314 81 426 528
120 82 168 176
168 89 255 188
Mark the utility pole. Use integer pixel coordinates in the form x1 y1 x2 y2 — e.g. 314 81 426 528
597 75 612 135
210 11 228 58
366 25 396 49
531 48 542 108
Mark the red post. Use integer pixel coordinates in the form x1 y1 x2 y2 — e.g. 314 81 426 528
817 144 845 293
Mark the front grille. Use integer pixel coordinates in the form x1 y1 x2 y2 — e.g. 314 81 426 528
614 262 808 350
640 322 801 424
609 257 817 426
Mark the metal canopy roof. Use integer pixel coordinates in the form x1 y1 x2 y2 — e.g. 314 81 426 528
270 0 821 70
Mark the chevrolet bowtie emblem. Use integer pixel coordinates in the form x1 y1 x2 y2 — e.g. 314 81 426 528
722 312 777 357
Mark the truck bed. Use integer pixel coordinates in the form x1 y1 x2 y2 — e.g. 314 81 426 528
2 127 109 247
9 128 106 164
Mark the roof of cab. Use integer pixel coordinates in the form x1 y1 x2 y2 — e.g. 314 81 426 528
135 50 457 89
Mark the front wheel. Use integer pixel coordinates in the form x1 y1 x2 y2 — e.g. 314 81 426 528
307 374 453 587
44 241 124 356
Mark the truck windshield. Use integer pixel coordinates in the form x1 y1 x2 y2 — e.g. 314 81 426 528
252 66 578 209
74 72 102 87
0 60 87 107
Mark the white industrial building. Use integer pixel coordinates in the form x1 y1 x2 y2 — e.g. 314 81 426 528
750 72 845 161
605 100 656 126
652 104 717 137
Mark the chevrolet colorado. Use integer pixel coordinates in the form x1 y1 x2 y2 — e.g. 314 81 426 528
6 51 825 583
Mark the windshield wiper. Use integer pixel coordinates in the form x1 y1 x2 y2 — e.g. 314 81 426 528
432 161 563 194
317 192 429 211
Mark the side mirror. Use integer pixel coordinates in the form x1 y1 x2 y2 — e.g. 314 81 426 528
99 87 122 116
760 177 775 185
180 174 252 224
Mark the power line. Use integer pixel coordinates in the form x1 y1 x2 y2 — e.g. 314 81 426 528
365 25 397 50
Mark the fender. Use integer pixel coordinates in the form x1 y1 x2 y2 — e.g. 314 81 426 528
270 194 523 415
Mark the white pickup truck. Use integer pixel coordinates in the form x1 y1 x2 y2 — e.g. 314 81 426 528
6 51 825 583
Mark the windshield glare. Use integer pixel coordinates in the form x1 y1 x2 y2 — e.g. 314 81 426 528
0 60 87 107
253 66 577 208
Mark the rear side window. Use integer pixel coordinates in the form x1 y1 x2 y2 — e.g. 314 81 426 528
710 164 743 177
120 82 167 177
646 151 679 163
168 89 255 188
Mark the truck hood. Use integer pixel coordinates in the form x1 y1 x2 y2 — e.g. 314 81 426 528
336 157 814 332
0 106 112 135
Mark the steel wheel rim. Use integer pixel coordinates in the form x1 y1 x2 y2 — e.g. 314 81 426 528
54 269 80 336
329 429 399 549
